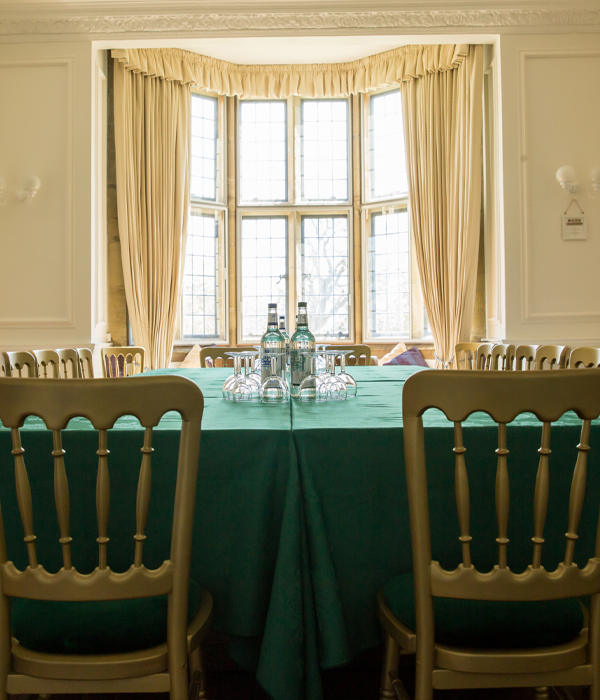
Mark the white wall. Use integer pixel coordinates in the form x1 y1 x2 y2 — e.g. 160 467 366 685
0 41 94 350
499 32 600 346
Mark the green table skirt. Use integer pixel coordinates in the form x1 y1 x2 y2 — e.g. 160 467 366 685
1 366 599 700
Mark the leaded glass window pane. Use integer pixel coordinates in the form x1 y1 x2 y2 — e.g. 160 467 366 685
367 211 410 338
301 216 349 340
369 90 408 200
239 101 287 203
301 100 349 202
241 217 287 339
190 94 217 201
182 212 219 338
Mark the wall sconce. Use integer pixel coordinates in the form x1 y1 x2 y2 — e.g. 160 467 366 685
0 176 41 206
556 166 600 197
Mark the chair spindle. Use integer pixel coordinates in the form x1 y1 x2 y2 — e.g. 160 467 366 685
532 422 551 569
453 422 472 568
134 427 154 567
52 429 72 570
11 428 38 568
495 423 510 568
96 430 110 569
565 419 591 566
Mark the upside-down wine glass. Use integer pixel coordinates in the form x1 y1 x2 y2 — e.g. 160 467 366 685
336 350 358 398
298 353 327 402
322 351 347 401
240 351 261 390
260 354 289 404
222 353 244 400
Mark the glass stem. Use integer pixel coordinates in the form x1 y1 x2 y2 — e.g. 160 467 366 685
270 356 278 376
234 356 242 375
341 354 346 373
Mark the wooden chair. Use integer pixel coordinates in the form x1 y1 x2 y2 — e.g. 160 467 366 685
33 350 60 379
514 344 538 371
0 354 9 378
102 347 146 378
454 342 480 370
569 347 600 369
324 345 372 366
3 351 38 378
535 345 571 370
56 348 81 379
77 348 95 378
0 375 212 700
199 347 236 368
490 343 516 370
378 369 600 700
475 342 494 370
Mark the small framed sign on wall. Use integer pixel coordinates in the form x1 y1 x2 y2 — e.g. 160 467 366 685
562 200 587 241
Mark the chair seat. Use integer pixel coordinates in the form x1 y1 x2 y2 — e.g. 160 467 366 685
11 580 202 655
382 572 584 649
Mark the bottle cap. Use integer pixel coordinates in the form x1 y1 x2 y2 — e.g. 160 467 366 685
268 303 277 308
298 302 308 308
279 315 285 320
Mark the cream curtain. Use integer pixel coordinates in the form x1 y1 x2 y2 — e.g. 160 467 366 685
402 45 483 366
113 59 190 369
112 45 468 99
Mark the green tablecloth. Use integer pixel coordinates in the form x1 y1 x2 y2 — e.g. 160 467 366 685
1 366 599 700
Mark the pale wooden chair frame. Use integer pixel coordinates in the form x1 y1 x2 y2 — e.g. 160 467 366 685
3 351 38 378
56 348 81 379
515 345 538 371
569 347 600 369
76 348 95 378
324 344 372 366
0 376 212 700
378 369 600 700
199 347 236 368
475 342 494 370
101 347 146 378
0 355 10 379
454 343 480 370
490 344 516 371
535 345 571 370
33 350 60 379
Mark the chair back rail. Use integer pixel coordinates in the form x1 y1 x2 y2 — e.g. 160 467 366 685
101 347 146 378
0 354 8 378
514 344 538 371
0 376 203 603
569 347 600 369
199 347 236 368
77 348 95 378
324 345 372 366
490 343 516 370
56 348 81 379
403 370 600 605
4 351 38 378
535 344 571 370
33 350 60 379
475 343 494 370
454 342 480 370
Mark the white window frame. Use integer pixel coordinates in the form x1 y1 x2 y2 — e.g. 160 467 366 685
236 96 354 345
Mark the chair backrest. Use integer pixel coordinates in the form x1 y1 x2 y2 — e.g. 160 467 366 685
475 342 494 370
536 344 571 370
33 350 60 379
514 344 538 370
0 376 203 613
0 354 10 378
490 343 516 370
199 347 235 368
403 369 600 614
56 348 81 378
102 346 146 378
454 342 480 370
324 345 371 366
77 348 95 378
569 347 600 369
4 351 38 378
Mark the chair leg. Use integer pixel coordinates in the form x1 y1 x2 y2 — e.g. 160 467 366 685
380 633 402 700
188 645 206 700
534 688 550 700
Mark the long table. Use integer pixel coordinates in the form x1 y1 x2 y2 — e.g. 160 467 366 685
1 367 599 700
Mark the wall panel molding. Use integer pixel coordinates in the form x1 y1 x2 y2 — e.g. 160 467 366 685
0 8 599 37
517 47 600 326
0 56 76 329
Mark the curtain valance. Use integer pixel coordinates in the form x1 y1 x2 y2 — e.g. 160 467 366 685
111 44 468 98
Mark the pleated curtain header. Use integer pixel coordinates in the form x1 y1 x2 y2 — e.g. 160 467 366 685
111 44 469 98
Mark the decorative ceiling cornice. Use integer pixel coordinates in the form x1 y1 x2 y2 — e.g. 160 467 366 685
0 8 599 37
